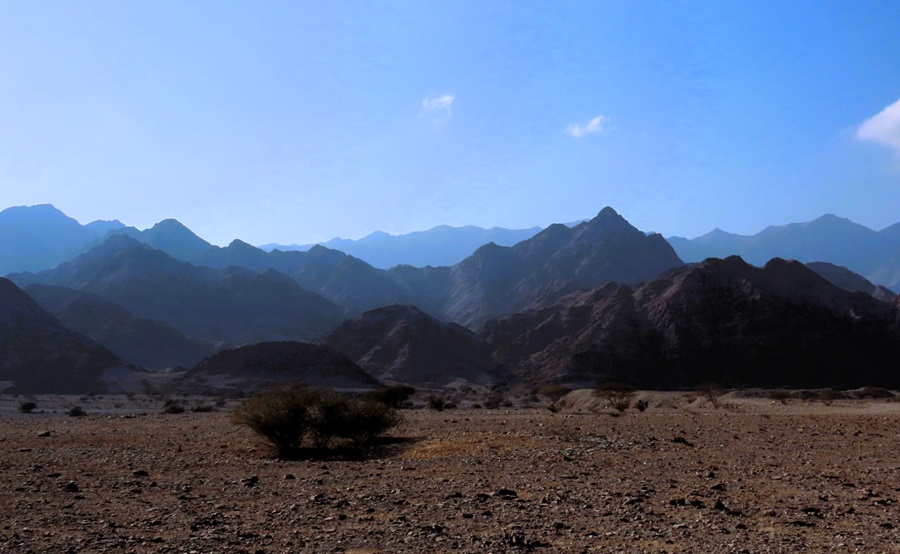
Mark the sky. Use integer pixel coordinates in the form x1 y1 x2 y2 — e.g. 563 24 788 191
1 0 900 246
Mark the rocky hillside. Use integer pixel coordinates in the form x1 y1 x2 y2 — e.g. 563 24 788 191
179 341 380 395
316 305 498 388
0 278 136 393
484 256 900 389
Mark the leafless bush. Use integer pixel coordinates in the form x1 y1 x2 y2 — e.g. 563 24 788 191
594 382 636 412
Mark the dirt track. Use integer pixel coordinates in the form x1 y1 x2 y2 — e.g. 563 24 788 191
1 393 898 553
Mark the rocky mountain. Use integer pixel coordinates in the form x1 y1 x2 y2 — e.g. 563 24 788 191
484 256 900 389
316 305 498 388
0 278 137 393
0 204 124 275
8 235 348 346
179 341 380 395
261 224 543 269
24 284 217 370
444 207 684 327
806 262 896 302
668 214 900 292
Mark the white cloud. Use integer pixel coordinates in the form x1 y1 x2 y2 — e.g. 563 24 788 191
856 97 900 154
421 94 454 120
567 115 607 138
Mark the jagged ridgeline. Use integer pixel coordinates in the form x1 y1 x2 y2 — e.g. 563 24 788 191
2 204 900 393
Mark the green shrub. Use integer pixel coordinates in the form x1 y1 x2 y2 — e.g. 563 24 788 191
18 401 37 414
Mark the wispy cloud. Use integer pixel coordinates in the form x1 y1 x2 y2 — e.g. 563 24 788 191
420 94 454 121
856 97 900 154
566 115 607 138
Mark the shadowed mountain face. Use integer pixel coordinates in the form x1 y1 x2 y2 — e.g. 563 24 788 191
445 207 684 327
316 305 498 388
668 214 900 292
9 235 348 346
24 284 217 370
0 204 124 275
484 257 900 390
0 278 130 393
180 341 380 395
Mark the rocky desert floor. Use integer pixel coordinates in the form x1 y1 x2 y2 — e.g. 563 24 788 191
0 391 898 554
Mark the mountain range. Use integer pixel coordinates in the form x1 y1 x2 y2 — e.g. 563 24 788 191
260 224 543 269
668 214 900 292
2 203 899 393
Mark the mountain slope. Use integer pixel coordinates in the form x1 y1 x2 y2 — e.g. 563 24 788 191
484 256 900 389
316 305 497 387
24 284 217 370
445 207 684 326
180 341 380 394
668 214 900 292
0 204 124 275
8 235 348 346
0 278 134 393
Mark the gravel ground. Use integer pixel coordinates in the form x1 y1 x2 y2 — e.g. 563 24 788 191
0 393 898 553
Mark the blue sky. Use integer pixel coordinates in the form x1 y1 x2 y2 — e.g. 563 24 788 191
2 1 899 246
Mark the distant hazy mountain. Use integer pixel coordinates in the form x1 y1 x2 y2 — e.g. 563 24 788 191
260 224 543 269
805 262 896 302
24 284 217 370
0 204 124 275
484 256 900 389
9 235 348 346
179 341 380 395
668 214 900 292
316 305 498 388
0 277 136 393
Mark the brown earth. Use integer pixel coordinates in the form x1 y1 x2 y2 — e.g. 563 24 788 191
0 393 898 553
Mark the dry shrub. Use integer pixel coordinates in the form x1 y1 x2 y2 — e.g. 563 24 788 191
231 383 401 458
538 384 572 402
695 382 725 408
594 382 636 412
364 384 416 408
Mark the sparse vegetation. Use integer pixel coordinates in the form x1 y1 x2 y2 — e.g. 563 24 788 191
68 406 86 417
427 394 447 411
594 382 636 412
695 382 725 408
18 401 37 413
231 383 401 458
537 384 571 402
162 399 186 414
192 404 214 413
768 390 792 404
364 384 416 408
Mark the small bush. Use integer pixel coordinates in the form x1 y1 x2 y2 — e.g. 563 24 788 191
594 382 636 412
768 390 792 404
68 406 86 417
537 384 571 402
483 392 505 410
192 404 214 413
427 395 446 411
162 399 186 414
695 382 725 408
364 385 416 408
231 383 401 458
18 401 37 414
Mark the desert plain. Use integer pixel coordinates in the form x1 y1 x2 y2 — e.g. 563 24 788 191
1 391 898 554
